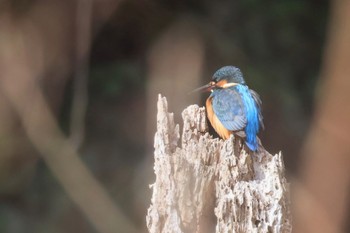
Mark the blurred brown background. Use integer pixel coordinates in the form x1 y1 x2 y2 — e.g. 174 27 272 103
0 0 349 232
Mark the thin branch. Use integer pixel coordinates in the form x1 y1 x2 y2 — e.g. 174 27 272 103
0 28 138 232
69 0 93 149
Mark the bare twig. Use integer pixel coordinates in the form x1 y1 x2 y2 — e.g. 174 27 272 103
0 19 137 233
69 0 93 149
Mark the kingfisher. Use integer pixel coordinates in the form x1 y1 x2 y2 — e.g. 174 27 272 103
194 66 264 151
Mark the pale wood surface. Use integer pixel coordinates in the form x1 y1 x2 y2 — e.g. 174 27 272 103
147 95 291 233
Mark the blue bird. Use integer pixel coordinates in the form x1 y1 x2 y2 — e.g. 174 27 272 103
194 66 264 151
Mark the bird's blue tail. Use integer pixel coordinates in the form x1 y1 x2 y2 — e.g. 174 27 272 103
235 85 261 152
245 138 258 151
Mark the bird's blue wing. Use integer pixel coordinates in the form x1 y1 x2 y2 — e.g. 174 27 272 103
249 89 264 130
211 89 247 131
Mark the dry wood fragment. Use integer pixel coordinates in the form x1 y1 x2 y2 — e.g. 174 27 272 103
147 95 292 233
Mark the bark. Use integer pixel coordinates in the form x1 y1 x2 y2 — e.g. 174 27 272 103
146 95 291 233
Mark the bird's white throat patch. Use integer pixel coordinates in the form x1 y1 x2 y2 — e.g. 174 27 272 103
222 83 238 88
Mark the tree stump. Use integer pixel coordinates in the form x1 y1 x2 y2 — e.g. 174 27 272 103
146 95 292 233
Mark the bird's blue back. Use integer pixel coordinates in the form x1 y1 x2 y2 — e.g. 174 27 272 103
211 85 262 151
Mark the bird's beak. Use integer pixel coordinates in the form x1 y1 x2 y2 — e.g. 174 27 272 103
189 82 215 94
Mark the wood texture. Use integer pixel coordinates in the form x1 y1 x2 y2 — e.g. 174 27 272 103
147 95 291 233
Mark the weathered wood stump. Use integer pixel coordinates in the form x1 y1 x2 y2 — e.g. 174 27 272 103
146 95 292 233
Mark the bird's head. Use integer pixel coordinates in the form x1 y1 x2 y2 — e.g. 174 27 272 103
192 66 245 93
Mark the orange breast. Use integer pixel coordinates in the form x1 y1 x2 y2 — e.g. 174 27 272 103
206 97 232 140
